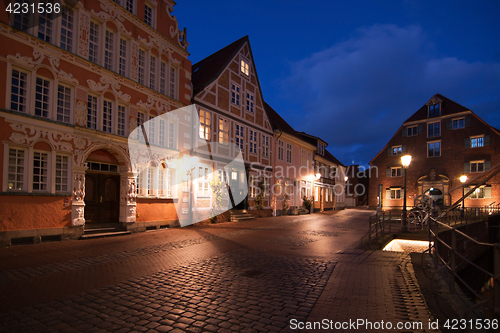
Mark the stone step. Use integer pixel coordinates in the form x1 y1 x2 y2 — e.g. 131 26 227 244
80 230 131 240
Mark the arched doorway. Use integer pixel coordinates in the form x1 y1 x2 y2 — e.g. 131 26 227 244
84 150 121 224
417 169 450 206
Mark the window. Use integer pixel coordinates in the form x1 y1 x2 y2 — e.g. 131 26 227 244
390 188 401 199
87 95 98 130
429 103 440 117
160 61 166 95
407 125 418 136
314 186 318 201
126 0 134 13
317 142 325 155
391 167 402 177
470 161 484 173
169 66 176 99
89 22 100 64
148 115 156 144
137 111 145 141
241 60 249 76
33 152 49 191
138 49 146 85
149 55 157 90
35 77 50 118
235 124 244 150
55 155 69 192
198 167 210 196
144 3 154 27
57 85 71 123
102 100 113 133
7 148 25 191
168 122 175 149
262 134 269 158
199 110 211 140
249 130 257 154
286 143 292 163
392 146 402 156
471 136 484 148
246 93 254 113
278 140 284 161
104 30 115 70
218 118 229 144
12 10 30 31
118 39 128 76
60 7 74 52
428 121 440 137
466 186 491 199
11 69 28 113
428 141 441 157
249 175 257 198
452 118 465 129
231 84 240 106
301 150 306 167
159 119 166 146
117 105 127 136
38 11 54 42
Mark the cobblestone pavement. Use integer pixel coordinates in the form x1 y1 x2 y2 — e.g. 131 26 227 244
0 209 437 332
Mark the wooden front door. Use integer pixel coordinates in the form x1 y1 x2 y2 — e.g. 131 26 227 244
84 173 120 224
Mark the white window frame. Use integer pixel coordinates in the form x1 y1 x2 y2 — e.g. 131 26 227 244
470 160 485 173
56 84 72 124
246 93 254 113
55 154 70 193
87 94 99 130
197 166 210 197
235 124 244 151
119 38 128 76
89 21 100 64
117 104 127 137
169 65 177 99
60 6 75 53
392 145 402 156
149 54 157 90
6 147 27 192
10 68 29 113
199 110 211 140
240 59 249 76
407 125 418 136
390 188 401 199
286 143 292 164
452 117 465 130
427 141 441 157
138 49 146 85
104 29 115 71
427 121 440 138
218 117 229 145
144 1 156 28
32 150 49 192
35 76 51 119
262 134 270 158
470 136 484 148
231 83 240 106
249 130 257 154
391 167 402 177
160 61 167 95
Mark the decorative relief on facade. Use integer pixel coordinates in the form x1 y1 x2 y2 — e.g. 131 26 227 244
7 50 79 84
426 96 443 106
76 87 87 101
121 178 137 204
78 10 90 58
75 101 87 127
136 96 171 113
130 40 139 81
87 77 131 102
74 136 87 150
138 36 180 65
9 123 73 151
73 174 85 202
92 1 132 37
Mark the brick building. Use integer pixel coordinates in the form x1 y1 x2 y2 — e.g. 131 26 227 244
0 0 192 245
369 94 500 210
191 36 274 217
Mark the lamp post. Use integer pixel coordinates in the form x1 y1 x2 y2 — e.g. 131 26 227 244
460 175 467 218
401 155 412 232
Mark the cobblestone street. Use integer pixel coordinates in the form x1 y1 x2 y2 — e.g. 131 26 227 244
0 210 437 332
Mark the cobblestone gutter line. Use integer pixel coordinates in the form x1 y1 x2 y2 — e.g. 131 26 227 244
0 249 336 332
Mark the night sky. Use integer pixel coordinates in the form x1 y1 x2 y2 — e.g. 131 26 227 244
175 0 500 168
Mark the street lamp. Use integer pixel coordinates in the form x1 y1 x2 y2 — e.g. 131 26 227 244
401 155 412 232
460 175 467 216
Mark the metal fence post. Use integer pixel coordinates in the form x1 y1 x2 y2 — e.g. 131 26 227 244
450 231 456 293
494 244 500 316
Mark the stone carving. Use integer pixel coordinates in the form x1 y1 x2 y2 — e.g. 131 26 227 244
9 123 73 151
75 101 87 127
78 10 90 58
74 136 87 150
130 40 139 82
92 0 132 37
73 175 85 202
87 77 131 102
137 96 171 113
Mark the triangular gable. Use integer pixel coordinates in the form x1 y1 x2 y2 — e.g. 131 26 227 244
192 36 273 134
404 94 470 124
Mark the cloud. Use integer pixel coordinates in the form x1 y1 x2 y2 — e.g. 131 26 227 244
280 24 500 166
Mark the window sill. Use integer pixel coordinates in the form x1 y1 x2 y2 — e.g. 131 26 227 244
0 191 71 197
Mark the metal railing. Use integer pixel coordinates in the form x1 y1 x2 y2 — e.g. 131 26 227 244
428 213 500 319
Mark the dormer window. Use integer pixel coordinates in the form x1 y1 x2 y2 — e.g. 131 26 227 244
240 60 249 76
428 103 441 118
317 142 325 155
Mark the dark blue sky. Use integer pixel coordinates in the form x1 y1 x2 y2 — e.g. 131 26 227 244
175 0 500 167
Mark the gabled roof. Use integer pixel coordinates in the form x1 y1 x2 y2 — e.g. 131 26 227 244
325 149 345 167
192 36 248 97
404 93 470 123
264 102 298 136
297 132 328 147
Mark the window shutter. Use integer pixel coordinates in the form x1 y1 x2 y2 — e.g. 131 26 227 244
465 116 471 127
386 168 391 177
484 135 490 146
484 186 492 198
386 189 391 199
402 127 407 137
402 145 407 153
446 120 452 130
417 124 423 135
464 138 470 148
464 163 470 173
387 147 392 156
485 161 491 172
